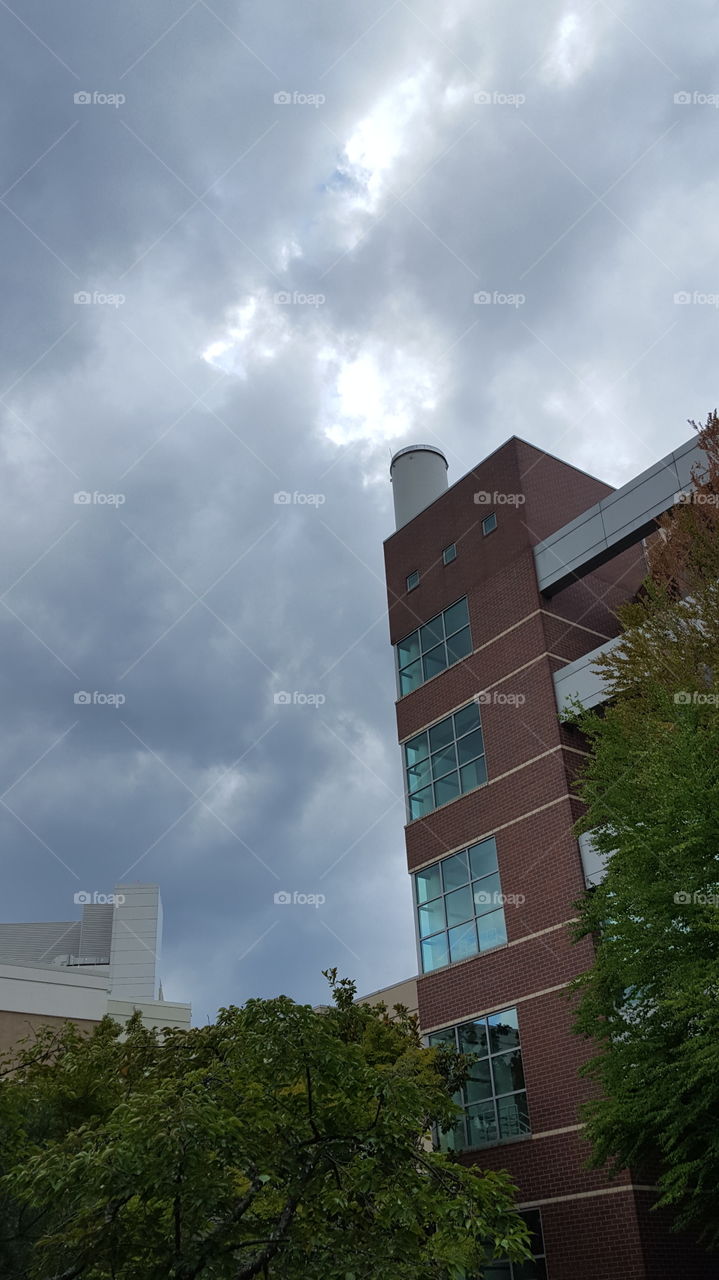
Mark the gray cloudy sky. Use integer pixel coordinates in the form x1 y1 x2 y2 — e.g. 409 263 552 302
0 0 717 1022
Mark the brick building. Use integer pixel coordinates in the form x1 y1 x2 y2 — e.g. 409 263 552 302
382 436 715 1279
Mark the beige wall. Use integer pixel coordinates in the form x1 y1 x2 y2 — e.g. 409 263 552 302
357 976 418 1017
0 1008 99 1057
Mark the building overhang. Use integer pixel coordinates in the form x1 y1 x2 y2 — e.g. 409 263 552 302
534 436 702 595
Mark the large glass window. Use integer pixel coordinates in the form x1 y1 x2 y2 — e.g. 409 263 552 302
396 597 472 696
428 1006 529 1151
404 701 487 820
415 837 507 972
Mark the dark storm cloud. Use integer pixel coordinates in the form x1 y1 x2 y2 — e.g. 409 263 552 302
0 0 717 1018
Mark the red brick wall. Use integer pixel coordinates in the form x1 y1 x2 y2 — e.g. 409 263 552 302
383 437 710 1277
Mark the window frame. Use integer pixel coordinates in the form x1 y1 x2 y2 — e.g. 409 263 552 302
395 597 472 699
403 700 487 822
427 1005 530 1153
413 837 507 973
482 512 497 536
406 569 420 592
442 542 457 565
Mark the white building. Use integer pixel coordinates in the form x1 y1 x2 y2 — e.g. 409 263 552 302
0 884 190 1052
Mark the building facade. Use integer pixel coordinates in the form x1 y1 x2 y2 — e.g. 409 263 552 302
0 884 190 1052
383 436 714 1279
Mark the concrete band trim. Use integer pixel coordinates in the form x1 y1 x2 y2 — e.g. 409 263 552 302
518 1185 658 1210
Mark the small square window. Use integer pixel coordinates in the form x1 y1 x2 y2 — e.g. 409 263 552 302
442 543 457 565
406 569 420 591
482 513 497 536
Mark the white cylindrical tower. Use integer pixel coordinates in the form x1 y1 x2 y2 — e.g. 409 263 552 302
390 444 448 530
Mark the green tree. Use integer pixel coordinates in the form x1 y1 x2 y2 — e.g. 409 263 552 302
568 412 719 1247
0 970 529 1278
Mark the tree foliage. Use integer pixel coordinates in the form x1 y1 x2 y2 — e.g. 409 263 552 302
568 412 719 1246
0 970 529 1278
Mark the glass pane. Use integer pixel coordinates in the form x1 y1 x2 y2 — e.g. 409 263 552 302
448 920 477 963
443 598 468 635
421 933 449 973
399 660 423 696
521 1210 544 1253
483 512 497 535
466 1100 497 1147
430 743 456 780
458 1019 488 1058
397 631 420 667
418 899 445 938
419 616 444 650
457 727 484 765
435 772 460 808
404 733 429 766
445 885 474 927
406 570 420 589
446 627 472 664
465 1058 493 1103
437 1119 465 1152
488 1008 520 1052
428 1027 456 1048
492 1050 525 1095
423 644 448 681
407 757 431 794
473 871 501 914
409 787 434 821
443 543 457 565
460 757 487 793
428 717 454 753
478 909 507 951
469 838 498 879
415 864 442 904
454 701 481 738
441 850 469 891
497 1091 530 1139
